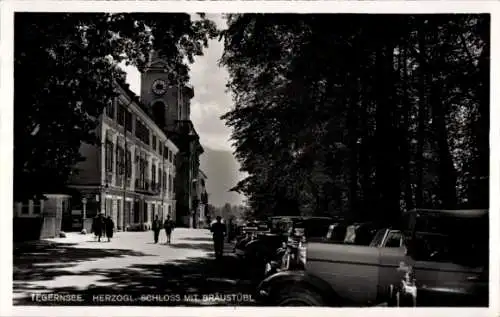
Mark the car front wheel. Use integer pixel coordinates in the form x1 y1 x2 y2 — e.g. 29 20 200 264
276 287 325 306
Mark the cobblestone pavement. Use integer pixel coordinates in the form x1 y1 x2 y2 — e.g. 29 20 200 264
13 229 259 306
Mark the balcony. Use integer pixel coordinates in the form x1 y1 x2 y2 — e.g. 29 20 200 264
150 181 161 195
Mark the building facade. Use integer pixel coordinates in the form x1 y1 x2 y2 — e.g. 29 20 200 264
68 81 179 231
139 51 206 227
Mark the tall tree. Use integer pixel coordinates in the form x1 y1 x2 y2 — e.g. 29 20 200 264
221 14 489 222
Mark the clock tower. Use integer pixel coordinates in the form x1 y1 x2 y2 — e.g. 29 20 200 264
140 51 188 130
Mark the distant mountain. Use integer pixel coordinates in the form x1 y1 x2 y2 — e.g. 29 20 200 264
199 146 246 208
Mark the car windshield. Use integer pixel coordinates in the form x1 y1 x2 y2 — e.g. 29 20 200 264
369 229 387 247
404 210 488 266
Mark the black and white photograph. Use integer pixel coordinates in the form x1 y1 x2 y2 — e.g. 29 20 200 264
1 1 498 316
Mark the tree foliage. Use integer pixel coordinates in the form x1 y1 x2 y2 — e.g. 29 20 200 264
14 13 218 201
221 14 489 224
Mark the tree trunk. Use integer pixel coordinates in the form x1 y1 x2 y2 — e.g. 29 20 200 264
430 84 458 209
375 37 400 225
415 25 427 209
348 76 360 216
469 24 489 208
400 45 414 211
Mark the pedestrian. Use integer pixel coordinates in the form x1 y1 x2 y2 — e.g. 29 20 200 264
91 215 98 241
210 216 226 260
163 215 175 244
95 214 104 242
105 215 114 242
152 215 161 244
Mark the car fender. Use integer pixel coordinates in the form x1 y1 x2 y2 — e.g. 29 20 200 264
257 270 340 306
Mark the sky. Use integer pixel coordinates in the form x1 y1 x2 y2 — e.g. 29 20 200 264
120 14 233 152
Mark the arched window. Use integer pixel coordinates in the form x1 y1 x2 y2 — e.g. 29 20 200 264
152 101 166 128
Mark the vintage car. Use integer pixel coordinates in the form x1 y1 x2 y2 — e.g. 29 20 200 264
256 209 488 307
233 222 271 257
390 209 488 307
243 216 334 266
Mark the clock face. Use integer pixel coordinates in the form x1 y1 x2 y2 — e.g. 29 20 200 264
152 79 167 96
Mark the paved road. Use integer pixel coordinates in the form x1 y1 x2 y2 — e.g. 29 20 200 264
13 229 259 306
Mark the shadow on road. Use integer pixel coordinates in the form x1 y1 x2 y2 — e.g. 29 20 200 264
164 242 213 251
14 242 158 283
14 242 262 306
181 237 213 242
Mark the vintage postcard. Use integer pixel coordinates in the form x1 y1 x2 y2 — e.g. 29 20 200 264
0 1 498 317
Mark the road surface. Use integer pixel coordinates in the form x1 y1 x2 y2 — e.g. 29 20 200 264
13 229 257 306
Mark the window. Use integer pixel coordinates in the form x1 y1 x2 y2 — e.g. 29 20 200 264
152 204 156 218
143 202 148 222
168 150 172 163
152 101 166 128
159 142 163 156
163 145 168 159
125 111 133 132
152 163 156 184
21 201 29 214
33 201 41 214
126 150 132 179
169 174 173 193
159 168 163 188
117 146 125 175
117 104 126 126
163 171 167 191
385 232 402 248
105 140 114 172
135 119 150 145
152 135 157 152
106 101 115 119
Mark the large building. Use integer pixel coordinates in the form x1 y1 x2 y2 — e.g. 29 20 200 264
139 51 206 228
68 80 179 231
18 50 207 235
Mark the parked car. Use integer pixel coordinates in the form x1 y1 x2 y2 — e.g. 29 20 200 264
390 209 488 307
233 222 271 257
256 209 488 307
244 216 334 266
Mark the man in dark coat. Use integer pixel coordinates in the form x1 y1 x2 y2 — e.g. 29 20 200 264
105 215 114 242
152 215 161 244
95 214 104 242
211 216 226 260
91 215 99 241
163 215 175 244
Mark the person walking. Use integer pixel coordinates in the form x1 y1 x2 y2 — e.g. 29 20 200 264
163 215 175 244
91 215 99 241
211 216 226 260
105 215 114 242
152 215 161 244
95 214 105 242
